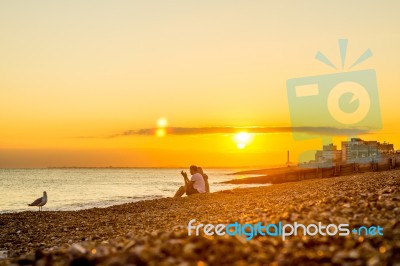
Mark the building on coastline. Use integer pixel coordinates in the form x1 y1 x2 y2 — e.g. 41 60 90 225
379 142 395 154
315 143 342 162
341 138 394 161
314 138 394 163
342 138 378 162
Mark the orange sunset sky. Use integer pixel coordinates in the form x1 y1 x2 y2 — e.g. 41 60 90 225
1 1 400 168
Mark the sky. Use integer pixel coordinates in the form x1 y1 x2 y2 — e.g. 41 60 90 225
1 1 400 167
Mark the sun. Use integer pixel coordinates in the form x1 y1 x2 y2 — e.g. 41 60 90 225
155 118 168 137
157 118 168 128
234 132 252 149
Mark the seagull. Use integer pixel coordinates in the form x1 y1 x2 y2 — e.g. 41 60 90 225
28 191 47 211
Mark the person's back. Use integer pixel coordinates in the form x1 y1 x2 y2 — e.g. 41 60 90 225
191 172 206 193
203 173 210 193
197 167 210 193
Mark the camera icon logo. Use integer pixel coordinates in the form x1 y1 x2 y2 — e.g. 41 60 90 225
286 39 382 164
287 69 381 134
327 80 370 125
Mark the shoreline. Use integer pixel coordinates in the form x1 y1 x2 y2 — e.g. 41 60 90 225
1 169 399 265
0 195 165 215
0 183 269 215
225 156 400 185
0 168 269 215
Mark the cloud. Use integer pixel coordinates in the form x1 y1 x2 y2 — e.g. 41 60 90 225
103 126 371 138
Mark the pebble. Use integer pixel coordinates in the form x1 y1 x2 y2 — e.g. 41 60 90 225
70 244 86 255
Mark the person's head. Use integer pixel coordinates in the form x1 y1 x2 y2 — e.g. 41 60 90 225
197 167 204 174
189 165 198 175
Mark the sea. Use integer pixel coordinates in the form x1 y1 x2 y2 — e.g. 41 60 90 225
0 168 267 213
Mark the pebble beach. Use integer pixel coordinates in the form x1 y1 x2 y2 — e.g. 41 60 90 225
1 170 400 265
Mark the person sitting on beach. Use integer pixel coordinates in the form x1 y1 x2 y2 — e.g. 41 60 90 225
174 165 206 197
197 167 210 193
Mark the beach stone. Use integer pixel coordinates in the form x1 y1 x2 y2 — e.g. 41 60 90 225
0 250 8 259
70 243 87 255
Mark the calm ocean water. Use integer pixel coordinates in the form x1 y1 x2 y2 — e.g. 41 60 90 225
0 168 267 213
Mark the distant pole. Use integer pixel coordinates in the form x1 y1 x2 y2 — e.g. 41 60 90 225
287 150 290 166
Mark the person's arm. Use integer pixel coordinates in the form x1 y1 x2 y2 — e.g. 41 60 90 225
181 171 190 184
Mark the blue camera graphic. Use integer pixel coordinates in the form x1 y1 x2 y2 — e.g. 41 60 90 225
286 40 382 165
287 69 381 133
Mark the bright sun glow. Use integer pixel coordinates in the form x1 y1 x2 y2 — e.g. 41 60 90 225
234 132 252 149
236 143 246 149
157 118 168 128
156 128 166 137
156 118 168 137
